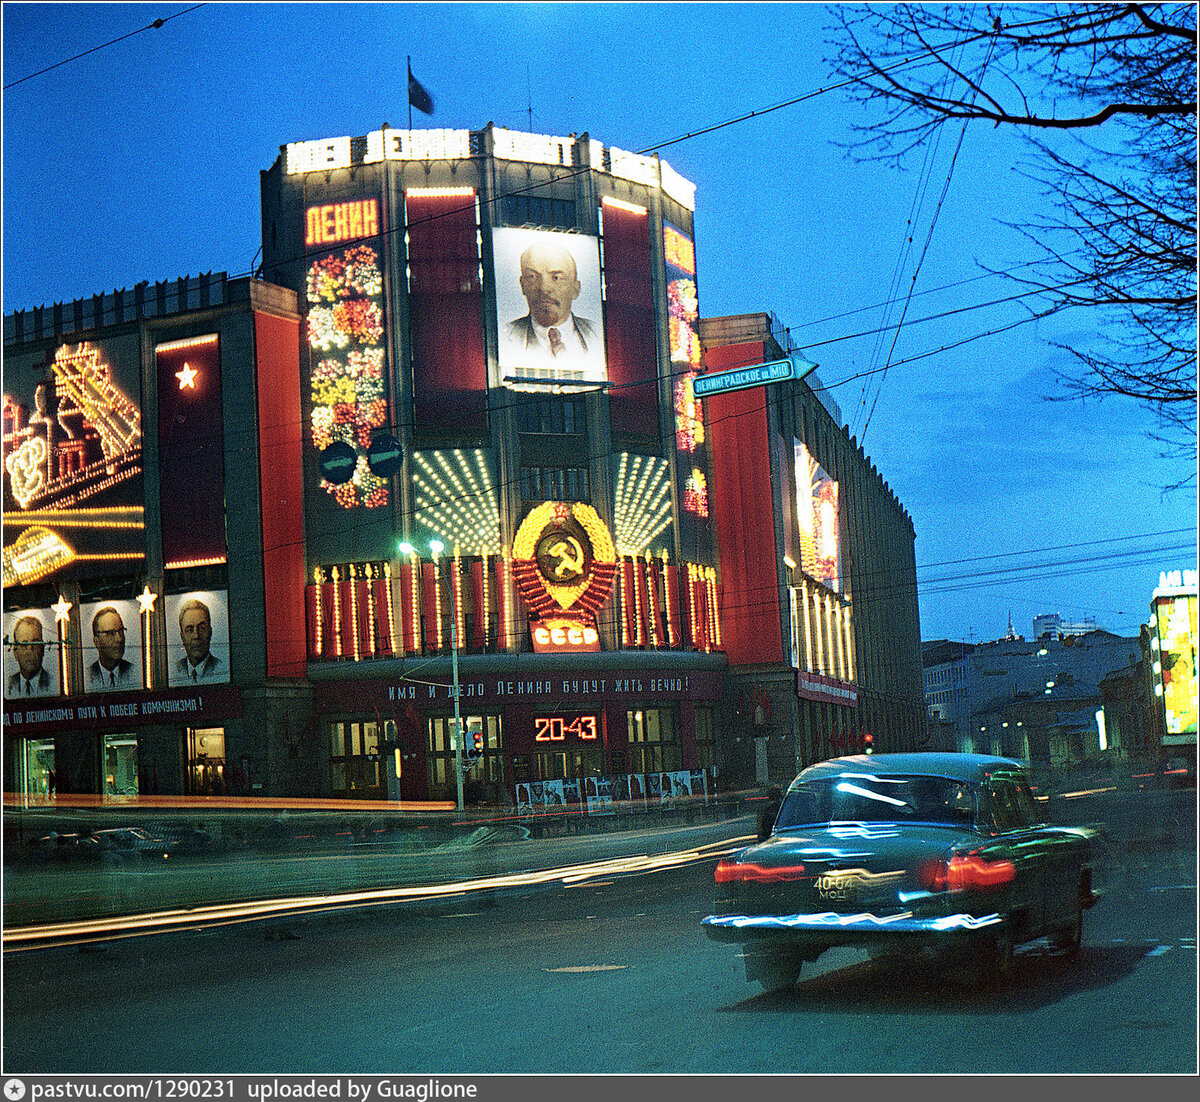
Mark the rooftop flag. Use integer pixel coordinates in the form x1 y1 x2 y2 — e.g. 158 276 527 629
408 61 434 117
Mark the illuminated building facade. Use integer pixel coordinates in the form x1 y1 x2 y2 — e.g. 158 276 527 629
3 274 307 797
257 123 724 805
699 313 926 787
4 124 925 805
1148 569 1198 769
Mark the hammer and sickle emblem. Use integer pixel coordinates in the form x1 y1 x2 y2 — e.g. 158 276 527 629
547 537 585 580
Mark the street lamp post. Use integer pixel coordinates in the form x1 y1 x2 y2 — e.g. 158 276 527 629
400 539 464 812
430 540 464 812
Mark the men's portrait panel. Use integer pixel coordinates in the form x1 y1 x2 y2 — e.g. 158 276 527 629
4 608 61 700
81 599 142 694
493 227 606 390
166 590 230 687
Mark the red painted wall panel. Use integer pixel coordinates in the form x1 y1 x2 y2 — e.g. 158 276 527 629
704 341 783 665
157 337 226 567
255 311 307 677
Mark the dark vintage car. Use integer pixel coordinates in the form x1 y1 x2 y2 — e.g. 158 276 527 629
703 752 1099 990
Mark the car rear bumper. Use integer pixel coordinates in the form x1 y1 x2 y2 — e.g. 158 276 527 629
702 909 1004 945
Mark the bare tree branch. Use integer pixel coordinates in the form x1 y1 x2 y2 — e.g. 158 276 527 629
825 2 1197 484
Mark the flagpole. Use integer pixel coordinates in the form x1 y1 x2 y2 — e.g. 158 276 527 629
407 55 412 130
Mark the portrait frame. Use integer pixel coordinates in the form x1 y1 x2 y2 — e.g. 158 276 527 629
3 607 62 700
492 227 607 390
80 598 143 694
165 590 231 687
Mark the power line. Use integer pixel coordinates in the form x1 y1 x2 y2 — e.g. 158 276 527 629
916 528 1195 573
2 5 207 91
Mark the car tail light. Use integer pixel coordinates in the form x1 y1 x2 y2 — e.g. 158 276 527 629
927 849 1016 893
715 859 806 884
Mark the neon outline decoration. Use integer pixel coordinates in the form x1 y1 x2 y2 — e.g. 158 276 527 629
4 344 142 511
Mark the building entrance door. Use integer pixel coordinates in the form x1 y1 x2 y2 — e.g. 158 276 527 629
18 737 55 797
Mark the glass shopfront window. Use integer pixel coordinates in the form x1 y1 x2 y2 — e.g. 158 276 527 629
18 738 55 797
428 713 503 801
188 728 226 796
103 733 138 797
329 719 382 798
627 706 680 775
520 747 604 784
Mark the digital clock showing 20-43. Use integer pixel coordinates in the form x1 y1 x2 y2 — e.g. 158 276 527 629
534 715 599 742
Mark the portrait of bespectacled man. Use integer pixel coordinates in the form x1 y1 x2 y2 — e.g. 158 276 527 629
5 611 57 699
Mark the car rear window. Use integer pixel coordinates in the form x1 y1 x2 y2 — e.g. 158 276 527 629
774 773 974 829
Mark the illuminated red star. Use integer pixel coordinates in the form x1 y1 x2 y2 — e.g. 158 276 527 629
176 362 198 389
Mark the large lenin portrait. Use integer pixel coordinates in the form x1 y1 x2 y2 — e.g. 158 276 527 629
493 228 606 390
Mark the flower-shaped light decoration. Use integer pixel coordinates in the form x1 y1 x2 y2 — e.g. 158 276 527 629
306 243 389 508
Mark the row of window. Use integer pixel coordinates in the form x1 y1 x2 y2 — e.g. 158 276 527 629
10 709 716 801
515 395 588 435
519 465 591 503
926 666 966 687
15 728 229 799
329 706 716 799
502 194 576 231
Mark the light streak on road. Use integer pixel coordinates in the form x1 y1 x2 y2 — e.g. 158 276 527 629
3 836 753 953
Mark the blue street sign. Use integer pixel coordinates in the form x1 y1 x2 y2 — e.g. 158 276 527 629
692 351 818 398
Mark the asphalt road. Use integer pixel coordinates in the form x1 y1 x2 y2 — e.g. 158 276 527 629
2 796 1195 1076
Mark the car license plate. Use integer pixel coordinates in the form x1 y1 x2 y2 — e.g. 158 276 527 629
815 871 859 902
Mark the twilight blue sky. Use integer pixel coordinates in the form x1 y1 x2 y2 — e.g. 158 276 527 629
3 2 1195 644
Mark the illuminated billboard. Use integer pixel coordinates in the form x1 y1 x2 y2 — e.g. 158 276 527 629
304 196 390 509
795 441 840 591
493 228 606 391
2 339 145 586
665 224 707 520
1153 592 1197 737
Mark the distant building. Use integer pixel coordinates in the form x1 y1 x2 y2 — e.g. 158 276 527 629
1032 612 1101 640
922 640 977 752
923 630 1142 764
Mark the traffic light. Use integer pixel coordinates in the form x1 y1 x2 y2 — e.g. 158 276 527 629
863 731 874 754
467 720 483 761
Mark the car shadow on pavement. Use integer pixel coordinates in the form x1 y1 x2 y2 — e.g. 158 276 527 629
725 941 1157 1014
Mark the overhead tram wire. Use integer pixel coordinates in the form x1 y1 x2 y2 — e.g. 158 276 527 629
859 29 1004 444
917 527 1196 572
11 13 1101 557
854 29 970 441
3 4 207 91
247 21 1008 289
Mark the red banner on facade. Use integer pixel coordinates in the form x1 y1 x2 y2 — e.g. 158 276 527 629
797 670 858 707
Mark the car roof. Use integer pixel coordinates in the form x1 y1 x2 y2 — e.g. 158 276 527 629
790 751 1026 787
